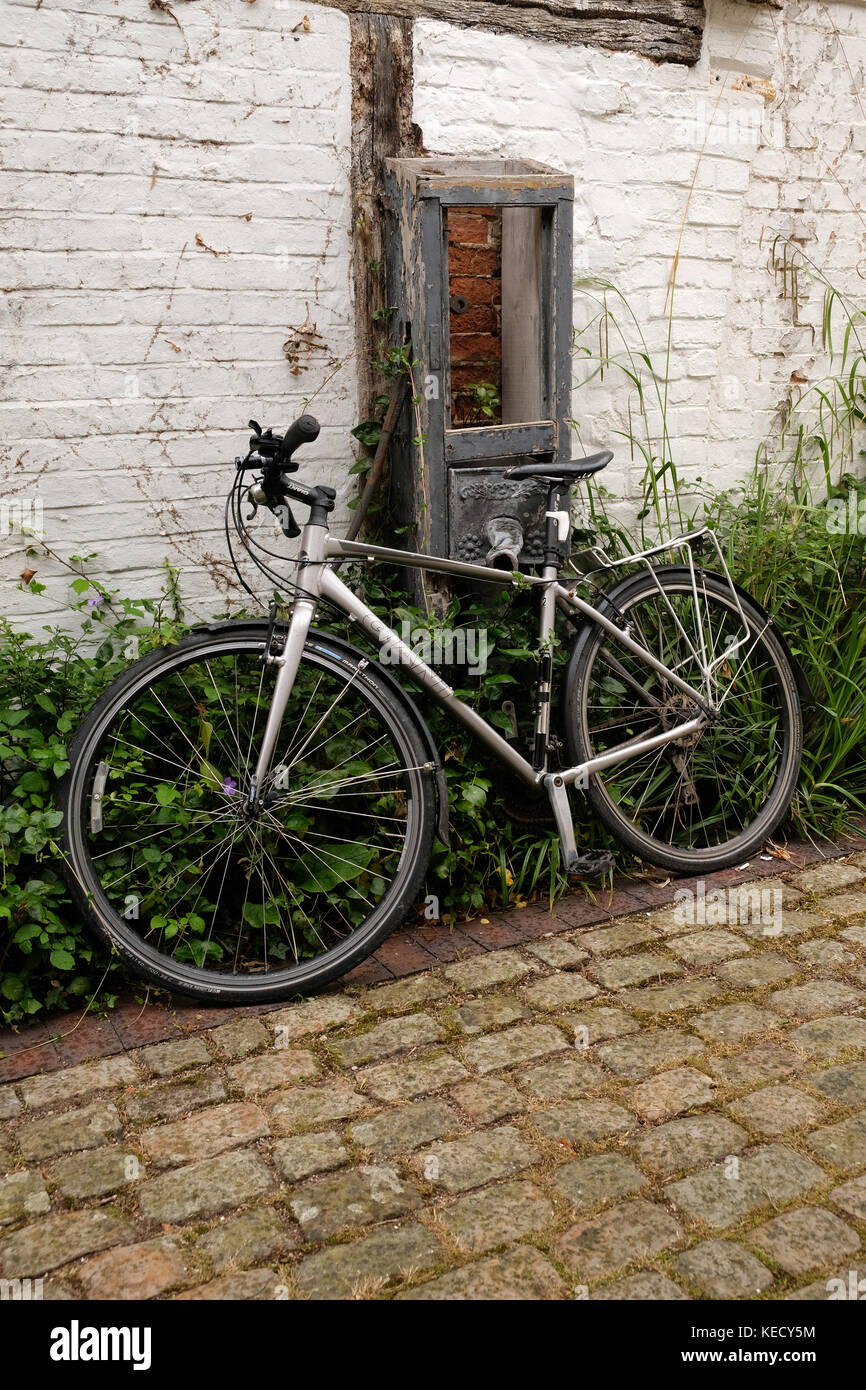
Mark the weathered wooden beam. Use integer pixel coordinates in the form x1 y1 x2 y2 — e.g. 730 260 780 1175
321 1 706 65
349 12 421 423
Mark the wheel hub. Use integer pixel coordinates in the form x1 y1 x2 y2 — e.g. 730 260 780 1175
659 691 703 748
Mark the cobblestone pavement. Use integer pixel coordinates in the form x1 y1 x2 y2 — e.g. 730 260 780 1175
2 851 866 1300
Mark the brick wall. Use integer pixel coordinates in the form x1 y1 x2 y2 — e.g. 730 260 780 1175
1 0 355 626
446 207 503 427
414 0 866 533
3 0 866 626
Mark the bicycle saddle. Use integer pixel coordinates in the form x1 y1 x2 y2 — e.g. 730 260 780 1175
504 451 613 481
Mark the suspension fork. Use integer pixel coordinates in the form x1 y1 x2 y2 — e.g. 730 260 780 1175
247 524 325 810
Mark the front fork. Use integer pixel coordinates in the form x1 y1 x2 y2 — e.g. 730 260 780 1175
246 527 324 810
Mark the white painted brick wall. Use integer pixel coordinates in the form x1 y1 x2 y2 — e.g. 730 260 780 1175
3 0 866 629
414 0 866 534
1 0 355 626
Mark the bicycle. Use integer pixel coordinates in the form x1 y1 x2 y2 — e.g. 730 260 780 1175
60 414 806 1003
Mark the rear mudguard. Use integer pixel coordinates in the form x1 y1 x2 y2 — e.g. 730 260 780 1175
563 565 814 708
194 619 450 845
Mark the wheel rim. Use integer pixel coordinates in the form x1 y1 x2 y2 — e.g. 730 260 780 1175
68 640 425 987
579 581 797 857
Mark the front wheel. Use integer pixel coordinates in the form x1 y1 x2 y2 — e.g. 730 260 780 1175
60 626 436 1003
564 567 803 874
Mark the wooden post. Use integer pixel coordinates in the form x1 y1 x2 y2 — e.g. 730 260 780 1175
349 13 420 425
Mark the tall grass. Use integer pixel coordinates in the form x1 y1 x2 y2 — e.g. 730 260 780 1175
571 240 866 839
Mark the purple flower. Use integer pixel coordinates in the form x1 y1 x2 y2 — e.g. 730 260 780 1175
87 594 104 608
221 777 238 796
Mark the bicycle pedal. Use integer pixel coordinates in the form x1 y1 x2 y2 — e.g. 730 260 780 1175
566 850 614 879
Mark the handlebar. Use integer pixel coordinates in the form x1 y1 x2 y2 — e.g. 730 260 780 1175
242 413 320 472
276 413 320 468
237 413 335 537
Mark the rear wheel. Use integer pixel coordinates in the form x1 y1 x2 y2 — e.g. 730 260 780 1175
564 568 802 873
60 626 436 1002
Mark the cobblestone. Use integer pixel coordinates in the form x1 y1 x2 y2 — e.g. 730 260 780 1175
449 1078 524 1124
397 1244 567 1299
360 1053 469 1101
596 1029 705 1080
416 1124 537 1193
78 1238 189 1300
50 1146 139 1199
768 981 865 1019
137 1151 274 1224
18 1056 139 1110
439 1179 554 1252
0 1170 50 1225
728 1084 830 1137
141 1102 268 1168
752 1207 861 1275
532 1098 635 1145
3 845 864 1302
553 1153 647 1209
449 994 527 1034
289 1165 421 1240
557 1199 683 1278
442 950 533 991
0 1208 132 1277
631 1067 717 1122
329 1013 443 1067
137 1038 211 1076
196 1207 298 1274
673 1239 774 1297
295 1222 440 1299
665 1144 826 1227
272 1131 349 1182
18 1102 122 1161
350 1099 461 1156
517 1053 607 1099
632 1115 748 1174
462 1023 569 1074
522 973 599 1009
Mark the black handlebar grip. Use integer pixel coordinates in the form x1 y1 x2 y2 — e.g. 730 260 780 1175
277 413 320 469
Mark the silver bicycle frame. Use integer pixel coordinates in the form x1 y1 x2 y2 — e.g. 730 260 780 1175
250 519 743 867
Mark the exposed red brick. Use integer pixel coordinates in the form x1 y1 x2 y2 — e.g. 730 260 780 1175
409 924 486 963
449 274 501 306
459 915 528 949
448 245 500 277
343 957 394 986
546 894 609 929
450 304 498 334
450 332 503 363
171 1006 236 1029
55 1015 124 1066
373 934 437 975
0 1025 62 1082
448 212 495 244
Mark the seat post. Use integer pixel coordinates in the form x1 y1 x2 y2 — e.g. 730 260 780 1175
543 480 568 572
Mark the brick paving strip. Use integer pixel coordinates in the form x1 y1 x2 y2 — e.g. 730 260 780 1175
1 838 866 1300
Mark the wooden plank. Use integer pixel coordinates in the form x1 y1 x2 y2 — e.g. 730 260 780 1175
443 421 557 462
501 206 545 425
320 1 706 64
